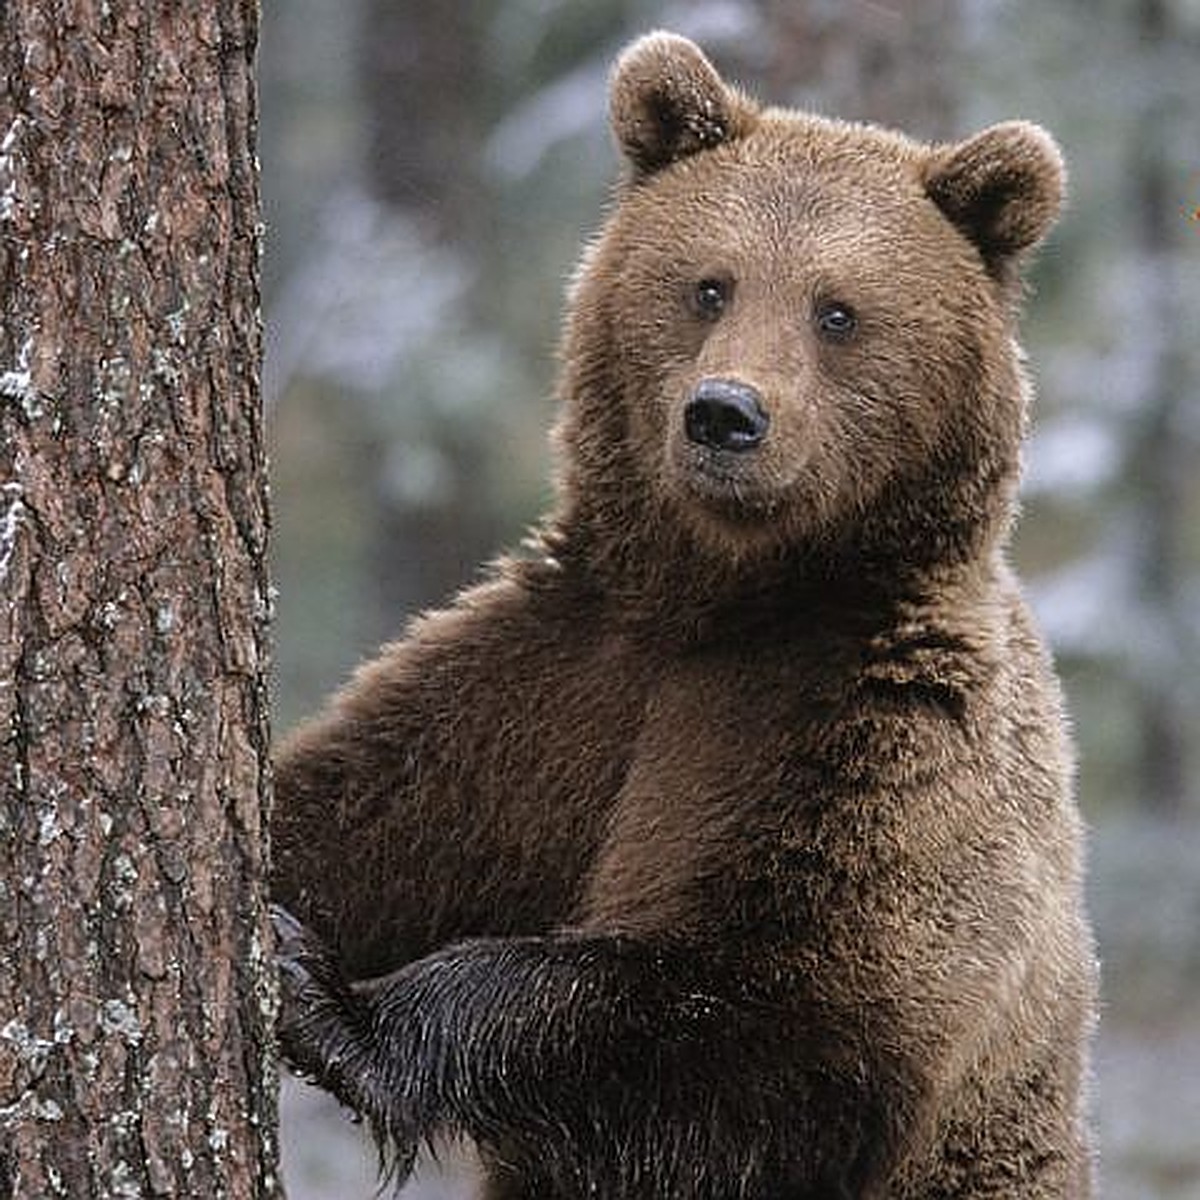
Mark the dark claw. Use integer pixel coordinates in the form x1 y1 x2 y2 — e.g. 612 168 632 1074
269 906 422 1178
270 902 307 947
271 905 351 1000
278 955 313 990
272 906 356 1065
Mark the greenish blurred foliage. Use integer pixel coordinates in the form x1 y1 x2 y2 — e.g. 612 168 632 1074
263 3 1200 1195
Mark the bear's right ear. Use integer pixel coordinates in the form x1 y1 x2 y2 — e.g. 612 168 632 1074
609 32 755 179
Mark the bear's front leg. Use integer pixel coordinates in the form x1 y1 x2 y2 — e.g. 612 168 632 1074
272 907 896 1199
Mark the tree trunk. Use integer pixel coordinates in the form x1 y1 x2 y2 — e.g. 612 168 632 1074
0 2 280 1197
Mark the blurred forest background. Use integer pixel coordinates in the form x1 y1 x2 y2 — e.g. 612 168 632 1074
260 1 1200 1196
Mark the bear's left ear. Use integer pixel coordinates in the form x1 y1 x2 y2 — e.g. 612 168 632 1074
924 121 1066 277
609 31 756 179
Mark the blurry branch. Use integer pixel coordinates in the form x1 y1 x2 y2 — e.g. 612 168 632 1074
485 60 610 182
485 1 769 182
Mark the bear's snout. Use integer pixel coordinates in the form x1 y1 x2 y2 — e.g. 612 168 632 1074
684 378 770 453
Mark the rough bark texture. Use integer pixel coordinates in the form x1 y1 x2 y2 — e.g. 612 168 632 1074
0 2 279 1197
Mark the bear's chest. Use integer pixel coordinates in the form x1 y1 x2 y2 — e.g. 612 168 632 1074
574 640 957 937
574 618 1013 992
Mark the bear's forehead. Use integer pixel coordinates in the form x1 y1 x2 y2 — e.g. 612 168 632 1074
619 116 938 249
738 111 925 183
613 162 957 293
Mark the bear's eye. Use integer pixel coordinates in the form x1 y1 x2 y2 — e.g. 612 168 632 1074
815 301 858 342
692 277 730 320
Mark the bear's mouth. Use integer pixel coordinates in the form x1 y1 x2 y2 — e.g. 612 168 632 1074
673 445 782 521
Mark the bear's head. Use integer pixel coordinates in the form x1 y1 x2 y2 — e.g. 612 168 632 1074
550 32 1065 605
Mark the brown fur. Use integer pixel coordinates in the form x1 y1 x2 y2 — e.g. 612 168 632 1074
273 31 1096 1198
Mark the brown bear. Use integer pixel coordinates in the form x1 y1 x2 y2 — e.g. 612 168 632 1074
272 31 1097 1199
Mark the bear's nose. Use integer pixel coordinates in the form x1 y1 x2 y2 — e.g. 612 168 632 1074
684 378 771 452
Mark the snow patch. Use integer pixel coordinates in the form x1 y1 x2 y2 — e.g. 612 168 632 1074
0 1018 55 1088
1 337 42 418
0 367 37 409
0 115 27 223
1 117 23 157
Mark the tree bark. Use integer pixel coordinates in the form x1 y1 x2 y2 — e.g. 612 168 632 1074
0 2 280 1197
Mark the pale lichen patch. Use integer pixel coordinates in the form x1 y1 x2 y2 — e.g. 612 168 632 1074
1 481 25 583
100 998 143 1046
1 1018 54 1078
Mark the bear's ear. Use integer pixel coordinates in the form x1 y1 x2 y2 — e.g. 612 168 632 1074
924 121 1066 277
609 32 755 179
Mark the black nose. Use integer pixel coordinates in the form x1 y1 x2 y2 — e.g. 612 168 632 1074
684 379 770 452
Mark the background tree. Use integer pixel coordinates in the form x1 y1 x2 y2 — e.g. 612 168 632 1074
1124 0 1196 815
0 2 279 1197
